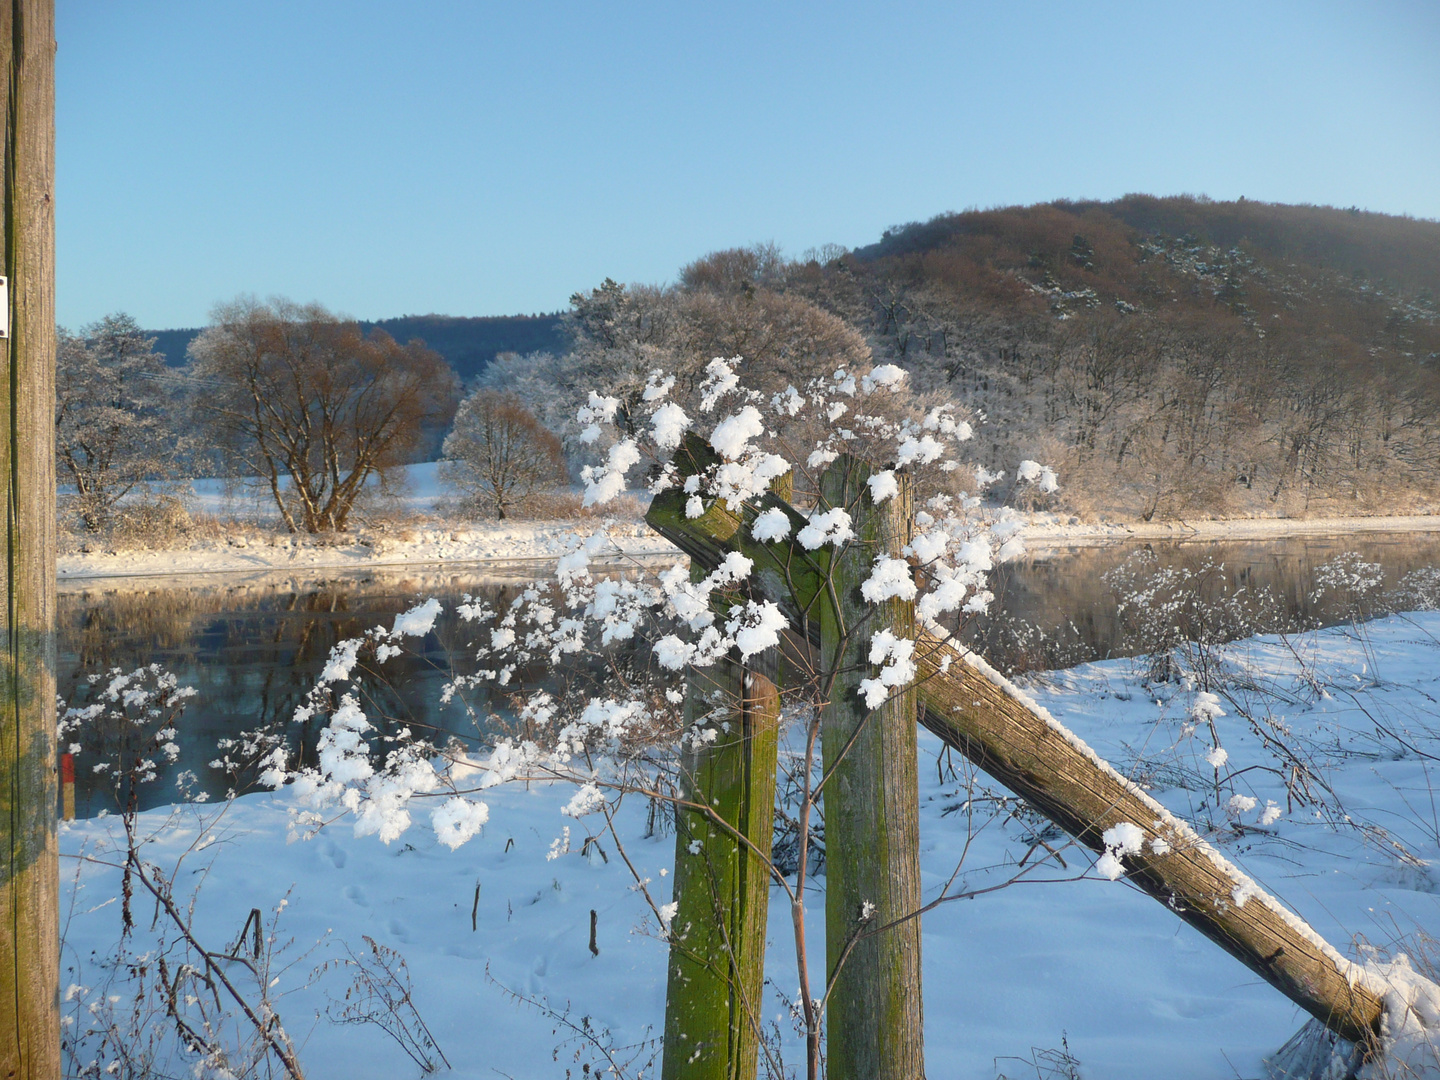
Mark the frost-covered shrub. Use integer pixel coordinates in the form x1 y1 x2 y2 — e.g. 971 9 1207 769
107 492 195 549
59 664 199 813
259 354 1040 850
1387 566 1440 613
1103 550 1290 687
1308 551 1386 622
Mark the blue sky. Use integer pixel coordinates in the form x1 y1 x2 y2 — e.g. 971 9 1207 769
58 1 1440 330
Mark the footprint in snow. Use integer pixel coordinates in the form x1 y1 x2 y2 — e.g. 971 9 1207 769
320 839 346 869
343 884 368 908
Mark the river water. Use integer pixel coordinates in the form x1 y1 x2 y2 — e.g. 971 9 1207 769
59 531 1440 814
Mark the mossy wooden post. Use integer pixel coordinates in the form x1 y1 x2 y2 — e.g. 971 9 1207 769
646 433 1388 1047
1 1 59 1077
817 456 924 1080
662 648 780 1080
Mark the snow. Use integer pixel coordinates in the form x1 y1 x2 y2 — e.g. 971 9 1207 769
390 597 442 638
61 473 679 582
860 555 918 603
57 610 1440 1078
650 401 690 450
795 507 854 550
750 506 791 543
710 406 765 460
1021 510 1440 548
867 469 899 503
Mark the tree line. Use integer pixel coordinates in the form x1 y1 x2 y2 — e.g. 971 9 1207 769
60 197 1440 536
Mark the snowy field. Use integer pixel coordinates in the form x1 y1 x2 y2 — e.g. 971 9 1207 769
58 611 1440 1078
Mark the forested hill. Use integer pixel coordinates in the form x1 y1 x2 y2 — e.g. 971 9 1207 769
849 196 1440 366
149 312 566 383
789 196 1440 518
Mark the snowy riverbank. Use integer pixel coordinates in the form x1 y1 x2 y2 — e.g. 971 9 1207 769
1022 510 1440 547
59 611 1440 1078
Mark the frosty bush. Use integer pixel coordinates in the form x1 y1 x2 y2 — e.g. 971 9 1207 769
59 666 309 1080
260 354 1061 1080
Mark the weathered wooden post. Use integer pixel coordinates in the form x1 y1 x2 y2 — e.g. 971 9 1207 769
816 456 923 1080
646 432 1388 1050
1 1 59 1077
662 654 780 1080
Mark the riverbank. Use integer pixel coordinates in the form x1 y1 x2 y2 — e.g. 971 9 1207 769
57 517 678 582
58 509 1440 582
1021 511 1440 547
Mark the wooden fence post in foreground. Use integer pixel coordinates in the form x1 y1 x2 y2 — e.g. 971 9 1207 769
646 433 1386 1050
816 457 923 1080
662 654 780 1080
1 1 59 1077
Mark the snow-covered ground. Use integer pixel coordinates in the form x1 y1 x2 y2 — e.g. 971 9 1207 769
57 518 675 581
59 612 1440 1078
60 465 676 580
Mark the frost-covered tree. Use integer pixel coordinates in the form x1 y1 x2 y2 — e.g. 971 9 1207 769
55 313 181 532
189 298 459 533
439 389 566 519
483 269 877 479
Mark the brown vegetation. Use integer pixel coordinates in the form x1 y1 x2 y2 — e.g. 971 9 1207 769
189 299 459 533
784 196 1440 519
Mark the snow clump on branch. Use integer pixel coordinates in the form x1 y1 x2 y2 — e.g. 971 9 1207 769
265 354 1054 852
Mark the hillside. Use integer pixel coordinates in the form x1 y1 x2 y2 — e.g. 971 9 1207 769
848 196 1440 363
150 312 566 384
787 196 1440 519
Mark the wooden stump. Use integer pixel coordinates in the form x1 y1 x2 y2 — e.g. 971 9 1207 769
662 657 780 1080
816 457 924 1080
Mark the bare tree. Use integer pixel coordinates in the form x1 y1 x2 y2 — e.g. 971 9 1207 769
189 298 458 533
439 389 565 519
56 314 180 532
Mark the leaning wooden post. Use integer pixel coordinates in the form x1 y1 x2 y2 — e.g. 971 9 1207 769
662 647 780 1080
816 456 924 1080
1 1 60 1077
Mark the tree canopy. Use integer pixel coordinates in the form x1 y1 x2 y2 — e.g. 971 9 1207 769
189 298 458 533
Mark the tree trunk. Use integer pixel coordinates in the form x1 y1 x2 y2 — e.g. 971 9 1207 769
0 2 59 1077
662 655 779 1080
817 457 924 1080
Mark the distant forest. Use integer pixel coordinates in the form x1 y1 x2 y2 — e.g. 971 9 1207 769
148 312 566 385
789 195 1440 518
144 195 1440 520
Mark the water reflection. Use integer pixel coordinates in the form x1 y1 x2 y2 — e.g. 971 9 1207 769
970 532 1440 668
59 533 1440 815
59 570 540 815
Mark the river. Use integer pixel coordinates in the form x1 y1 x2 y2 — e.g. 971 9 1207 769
59 531 1440 814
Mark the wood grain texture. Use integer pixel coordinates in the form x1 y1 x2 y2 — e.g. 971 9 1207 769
816 456 923 1080
662 658 779 1080
0 1 58 1077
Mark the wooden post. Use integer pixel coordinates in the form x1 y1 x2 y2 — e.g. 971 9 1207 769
816 456 923 1080
913 630 1384 1045
662 654 780 1080
59 752 72 821
1 2 59 1078
644 433 1387 1047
